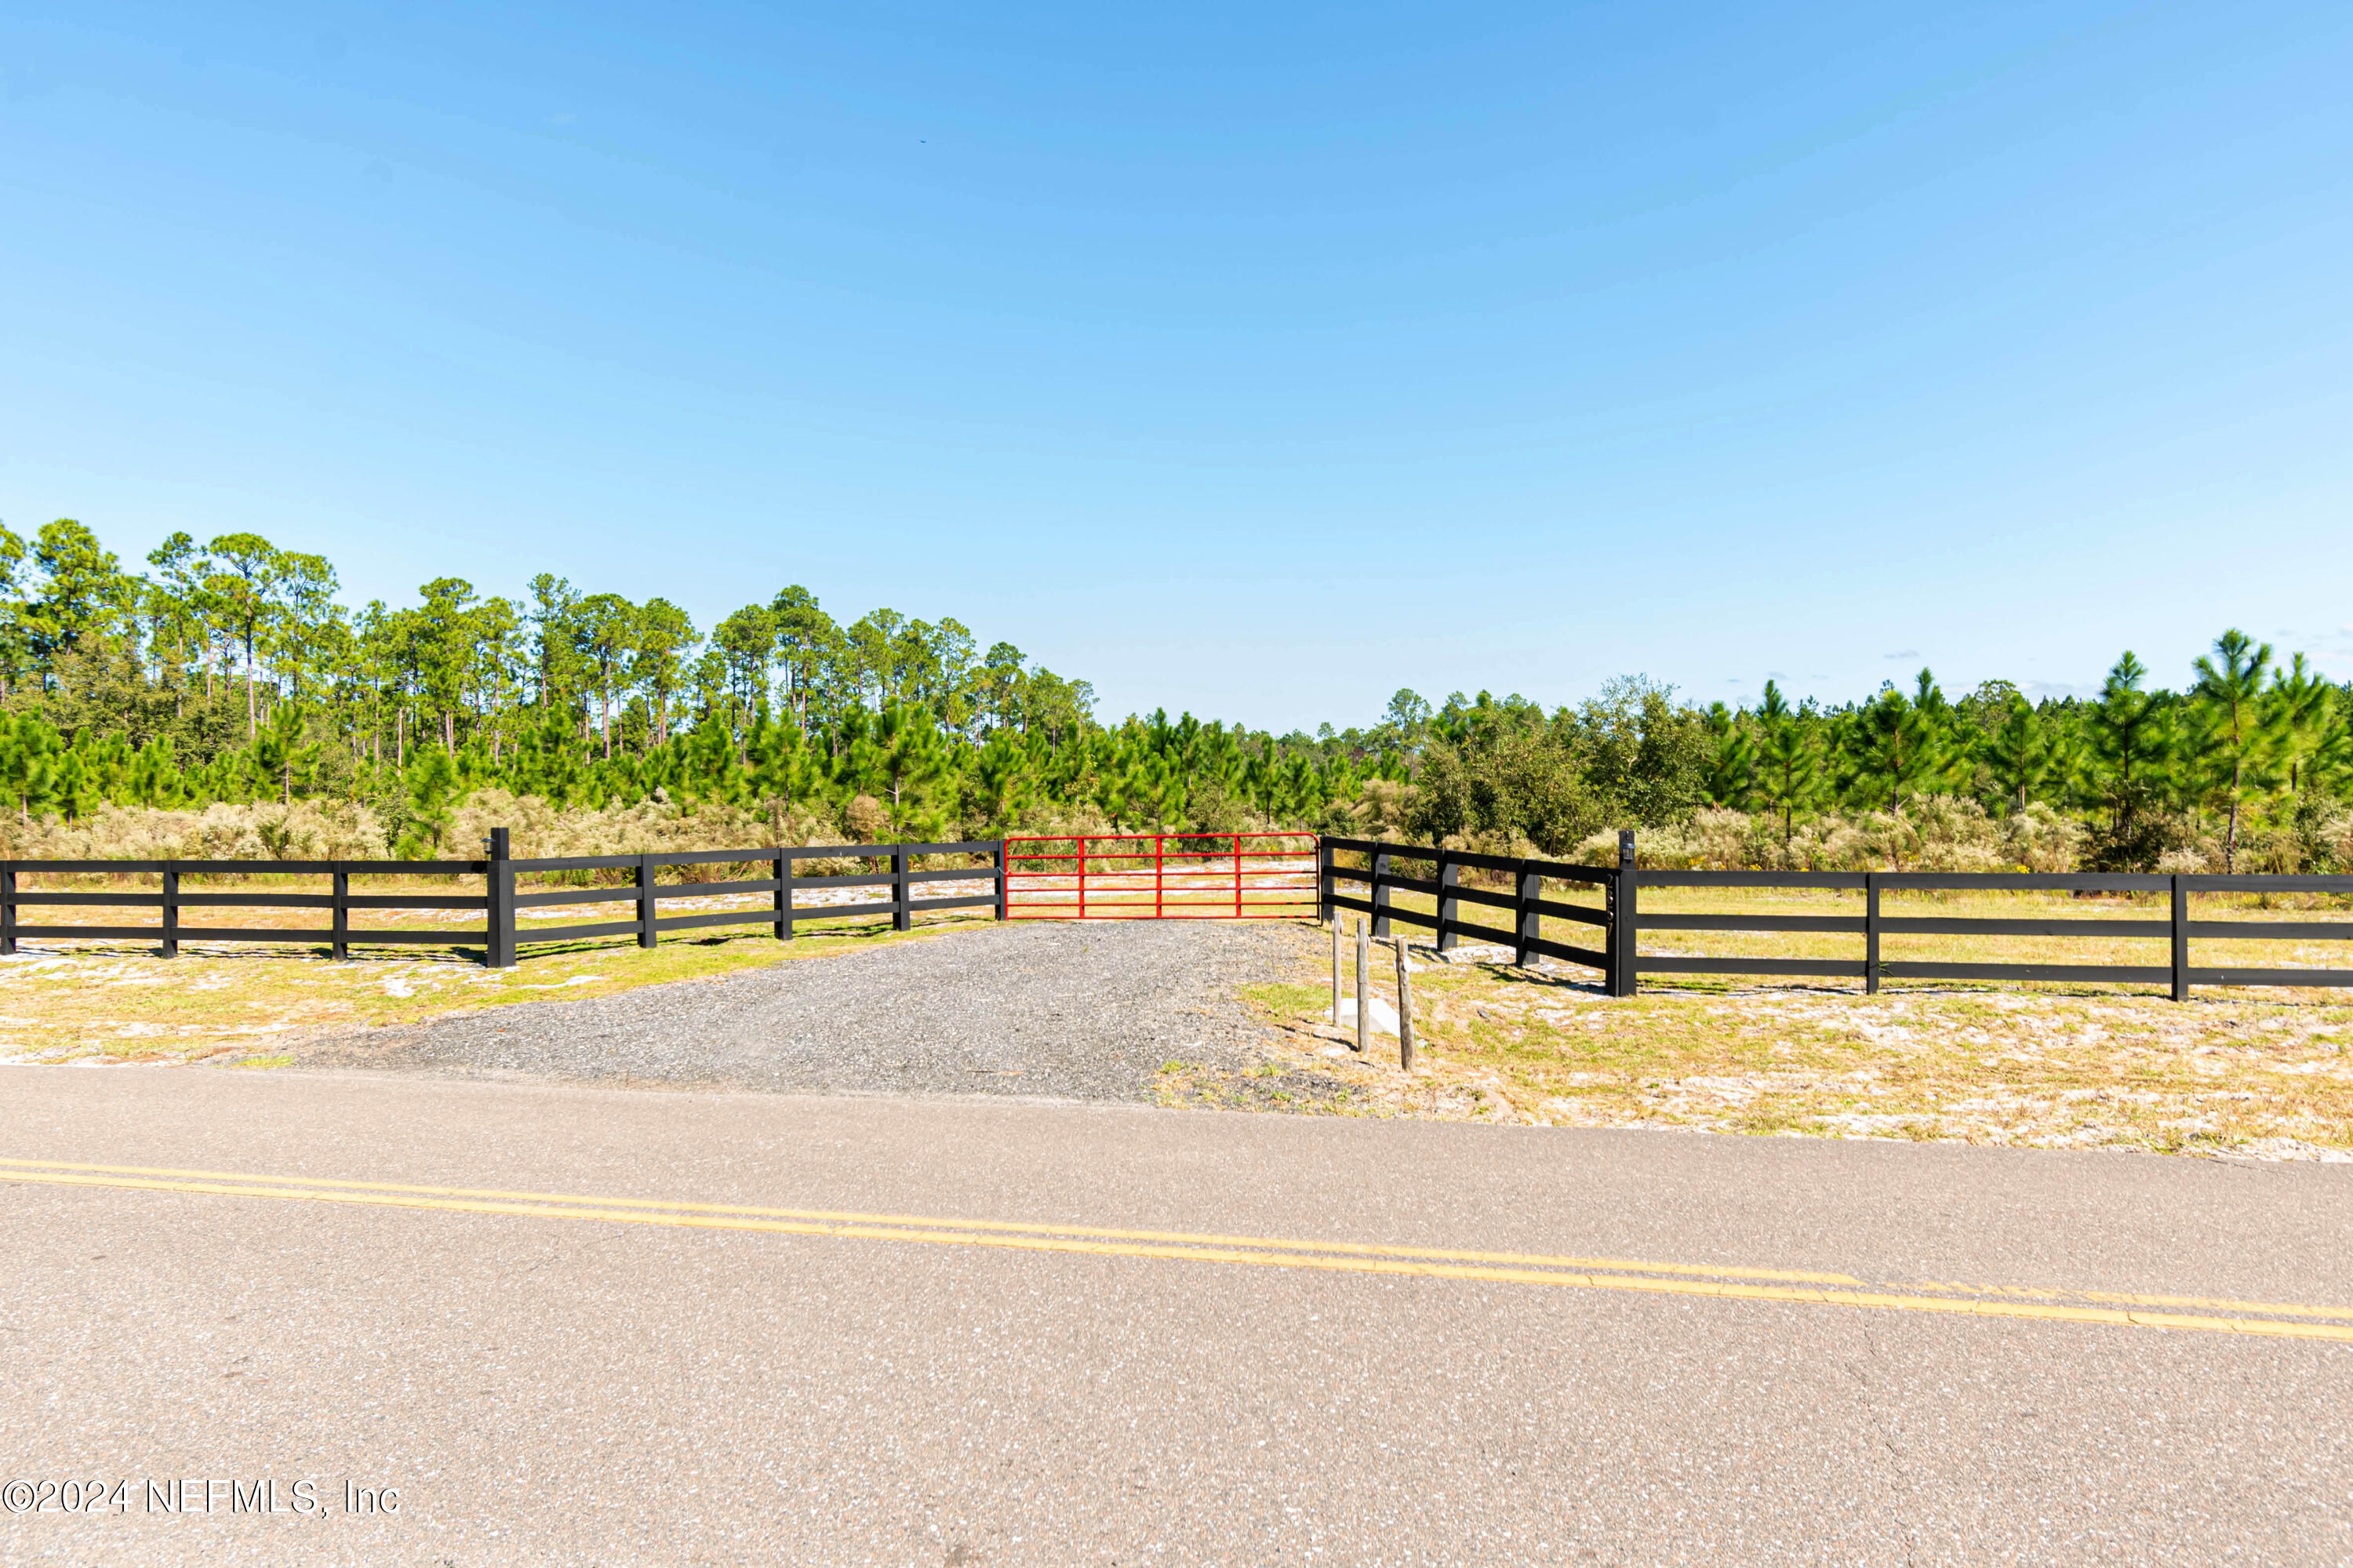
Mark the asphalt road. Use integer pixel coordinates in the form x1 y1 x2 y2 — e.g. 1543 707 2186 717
3 1068 2351 1565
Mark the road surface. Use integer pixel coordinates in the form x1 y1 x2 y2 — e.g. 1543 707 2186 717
3 1068 2350 1564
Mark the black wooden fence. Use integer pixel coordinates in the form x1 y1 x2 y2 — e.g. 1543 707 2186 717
1318 833 1634 991
1322 831 2353 999
502 836 1006 966
20 824 2348 996
0 854 493 961
0 830 1008 967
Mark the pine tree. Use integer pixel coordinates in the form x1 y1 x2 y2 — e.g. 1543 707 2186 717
574 594 639 760
507 705 587 810
1751 684 1823 854
1981 693 2054 813
1848 684 1939 811
205 533 288 741
631 598 698 748
967 729 1038 831
53 749 94 822
869 701 945 829
250 704 319 806
124 737 187 809
397 748 461 858
2086 652 2173 848
2268 651 2335 799
2190 629 2282 872
1704 702 1755 808
0 713 64 824
744 704 822 828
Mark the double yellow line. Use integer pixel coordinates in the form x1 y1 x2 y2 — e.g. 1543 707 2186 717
5 1157 2349 1341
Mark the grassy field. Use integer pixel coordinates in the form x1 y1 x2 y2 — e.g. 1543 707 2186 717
0 883 993 1066
1350 879 2353 979
1158 882 2353 1157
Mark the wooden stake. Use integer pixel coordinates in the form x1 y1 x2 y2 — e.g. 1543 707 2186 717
1332 919 1344 1026
1355 921 1369 1054
1395 937 1415 1072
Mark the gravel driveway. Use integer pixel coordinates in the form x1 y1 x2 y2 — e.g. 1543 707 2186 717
294 921 1307 1101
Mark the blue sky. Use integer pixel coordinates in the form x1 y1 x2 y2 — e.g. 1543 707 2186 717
4 1 2349 729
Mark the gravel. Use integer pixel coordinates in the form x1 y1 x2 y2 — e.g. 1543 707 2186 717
293 920 1305 1101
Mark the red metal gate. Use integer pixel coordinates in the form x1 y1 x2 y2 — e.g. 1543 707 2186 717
1003 833 1318 919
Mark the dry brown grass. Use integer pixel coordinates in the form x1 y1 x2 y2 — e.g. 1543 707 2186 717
1175 893 2353 1159
0 902 992 1066
1379 879 2353 978
0 791 966 870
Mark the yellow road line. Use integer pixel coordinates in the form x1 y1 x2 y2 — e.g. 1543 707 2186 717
5 1162 2349 1343
1901 1279 2353 1322
0 1156 1856 1285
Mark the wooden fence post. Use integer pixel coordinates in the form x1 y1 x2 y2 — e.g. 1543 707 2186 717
774 849 792 941
1603 864 1617 989
995 840 1010 921
1370 845 1392 937
1608 830 1638 997
162 864 181 959
2170 875 2189 1002
3 864 19 957
1318 838 1335 926
1435 847 1459 955
1515 864 1542 968
328 867 346 962
636 855 657 949
486 827 515 969
893 845 912 932
1864 872 1881 995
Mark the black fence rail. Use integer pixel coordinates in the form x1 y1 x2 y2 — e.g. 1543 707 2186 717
508 837 1006 965
1321 831 2353 999
1635 866 2353 998
1319 834 1635 993
0 829 1009 968
0 856 489 961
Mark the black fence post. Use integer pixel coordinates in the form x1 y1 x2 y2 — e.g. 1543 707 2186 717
2 864 16 957
1515 864 1541 968
1371 845 1393 938
995 839 1010 921
774 849 792 941
1435 848 1459 954
1318 838 1335 926
2170 875 2189 1002
893 845 911 932
328 866 347 962
1609 830 1638 997
636 854 657 949
1864 872 1881 995
1602 865 1617 991
486 827 515 969
162 864 180 959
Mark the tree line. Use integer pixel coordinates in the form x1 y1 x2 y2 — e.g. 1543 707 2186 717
6 517 2347 870
1402 638 2353 872
0 518 1396 849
